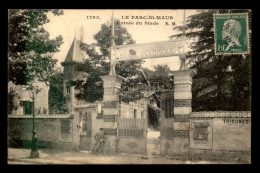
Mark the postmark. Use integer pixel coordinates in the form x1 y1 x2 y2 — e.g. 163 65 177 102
214 13 249 55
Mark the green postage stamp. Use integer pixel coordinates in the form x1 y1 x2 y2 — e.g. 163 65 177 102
214 13 249 55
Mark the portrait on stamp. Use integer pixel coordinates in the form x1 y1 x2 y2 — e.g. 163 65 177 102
214 13 249 54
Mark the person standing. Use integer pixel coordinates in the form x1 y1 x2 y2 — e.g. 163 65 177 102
93 128 106 155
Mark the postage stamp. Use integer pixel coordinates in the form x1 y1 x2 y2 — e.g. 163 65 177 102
214 13 249 55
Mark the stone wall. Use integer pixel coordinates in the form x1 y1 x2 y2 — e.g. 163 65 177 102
212 118 250 151
159 111 251 162
189 111 251 162
190 111 251 151
8 114 79 151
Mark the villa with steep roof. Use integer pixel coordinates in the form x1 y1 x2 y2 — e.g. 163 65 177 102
61 36 87 111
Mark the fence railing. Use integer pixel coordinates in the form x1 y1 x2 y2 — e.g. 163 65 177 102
118 118 147 129
118 118 147 137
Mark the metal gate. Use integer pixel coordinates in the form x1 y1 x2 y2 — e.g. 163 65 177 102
159 118 175 156
79 112 92 151
117 118 147 154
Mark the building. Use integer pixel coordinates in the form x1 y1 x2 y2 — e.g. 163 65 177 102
8 80 49 115
61 36 87 111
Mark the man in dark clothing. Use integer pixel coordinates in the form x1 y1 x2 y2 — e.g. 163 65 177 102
93 128 106 155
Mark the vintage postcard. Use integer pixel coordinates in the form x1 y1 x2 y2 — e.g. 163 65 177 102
8 9 251 164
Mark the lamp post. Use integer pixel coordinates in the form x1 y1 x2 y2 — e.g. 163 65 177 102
28 87 39 158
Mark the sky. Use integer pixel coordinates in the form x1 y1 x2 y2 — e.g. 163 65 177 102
44 9 199 71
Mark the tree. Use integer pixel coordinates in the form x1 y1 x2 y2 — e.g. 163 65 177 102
148 65 174 89
8 9 64 114
75 19 143 102
124 65 174 91
171 9 251 111
94 19 135 57
8 9 64 86
48 70 69 113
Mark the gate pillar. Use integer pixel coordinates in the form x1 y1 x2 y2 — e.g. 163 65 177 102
171 69 196 159
100 75 125 154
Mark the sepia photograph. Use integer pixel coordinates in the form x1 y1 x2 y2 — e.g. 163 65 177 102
7 9 251 164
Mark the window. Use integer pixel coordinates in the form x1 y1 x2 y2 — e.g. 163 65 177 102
134 109 137 119
21 101 33 115
141 111 144 119
65 82 70 94
61 120 71 134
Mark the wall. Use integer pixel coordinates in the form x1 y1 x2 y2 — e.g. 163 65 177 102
159 111 251 162
212 118 250 151
189 111 251 162
8 115 79 150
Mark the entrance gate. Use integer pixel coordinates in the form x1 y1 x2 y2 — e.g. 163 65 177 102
117 118 147 154
79 112 92 151
159 118 175 156
100 11 195 156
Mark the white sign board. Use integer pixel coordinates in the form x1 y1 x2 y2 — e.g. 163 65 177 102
112 38 184 61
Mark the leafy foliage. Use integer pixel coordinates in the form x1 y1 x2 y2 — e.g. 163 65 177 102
94 19 135 57
75 20 143 102
8 9 64 114
172 9 251 111
48 70 69 113
148 105 160 130
148 65 174 88
8 9 64 86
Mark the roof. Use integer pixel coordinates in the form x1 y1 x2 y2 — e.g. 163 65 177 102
61 37 86 65
143 91 161 102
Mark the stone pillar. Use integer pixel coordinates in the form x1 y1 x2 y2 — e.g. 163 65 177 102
100 75 125 154
171 69 196 159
